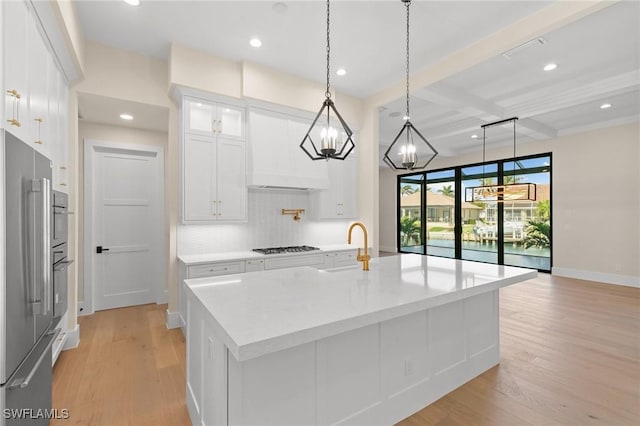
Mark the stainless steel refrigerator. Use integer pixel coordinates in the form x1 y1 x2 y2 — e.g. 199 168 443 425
1 130 59 425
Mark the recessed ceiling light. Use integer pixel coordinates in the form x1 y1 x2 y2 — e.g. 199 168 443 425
471 134 478 139
336 68 347 76
543 63 557 71
120 113 134 120
123 0 140 6
249 38 262 48
600 103 612 109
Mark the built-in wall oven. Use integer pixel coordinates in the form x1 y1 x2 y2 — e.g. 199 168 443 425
52 191 72 320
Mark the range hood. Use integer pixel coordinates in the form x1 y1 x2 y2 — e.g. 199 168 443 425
247 109 330 190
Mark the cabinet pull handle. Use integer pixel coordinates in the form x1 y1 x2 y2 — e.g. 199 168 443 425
34 118 43 144
60 183 67 187
60 166 67 170
6 89 21 99
6 90 22 127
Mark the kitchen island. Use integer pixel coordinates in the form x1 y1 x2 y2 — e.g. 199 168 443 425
184 254 537 426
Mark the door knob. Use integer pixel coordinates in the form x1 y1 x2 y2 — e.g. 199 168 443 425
96 246 110 254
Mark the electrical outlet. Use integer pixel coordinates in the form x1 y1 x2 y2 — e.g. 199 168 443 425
404 359 413 376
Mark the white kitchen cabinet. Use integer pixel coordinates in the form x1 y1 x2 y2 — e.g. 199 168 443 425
188 261 246 279
312 153 358 219
28 16 50 157
55 75 69 192
3 0 30 142
2 0 70 194
263 253 326 270
185 97 244 140
183 134 247 222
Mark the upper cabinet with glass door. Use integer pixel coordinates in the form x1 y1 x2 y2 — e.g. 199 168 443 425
184 97 244 140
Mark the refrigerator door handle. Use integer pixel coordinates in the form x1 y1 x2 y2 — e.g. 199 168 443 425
42 178 52 315
30 178 52 315
5 328 60 390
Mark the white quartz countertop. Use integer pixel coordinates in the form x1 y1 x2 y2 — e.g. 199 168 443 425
178 244 355 265
185 254 537 362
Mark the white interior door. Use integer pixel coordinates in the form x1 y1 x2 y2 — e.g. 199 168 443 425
87 142 164 312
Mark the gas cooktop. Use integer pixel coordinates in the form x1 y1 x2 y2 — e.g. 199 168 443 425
253 245 320 255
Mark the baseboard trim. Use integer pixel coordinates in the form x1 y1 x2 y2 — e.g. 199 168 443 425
166 309 184 330
379 245 397 253
63 324 80 350
552 267 640 288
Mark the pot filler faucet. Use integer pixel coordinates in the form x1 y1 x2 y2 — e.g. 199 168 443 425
347 221 370 271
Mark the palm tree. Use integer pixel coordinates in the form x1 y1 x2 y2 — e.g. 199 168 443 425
536 200 550 220
523 219 550 249
400 216 421 246
504 175 523 184
479 177 496 186
400 185 417 197
438 185 454 197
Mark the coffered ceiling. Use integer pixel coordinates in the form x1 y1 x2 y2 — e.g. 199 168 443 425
73 1 639 160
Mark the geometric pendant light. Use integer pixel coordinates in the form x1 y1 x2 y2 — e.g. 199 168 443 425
465 117 537 202
300 0 355 161
383 0 438 170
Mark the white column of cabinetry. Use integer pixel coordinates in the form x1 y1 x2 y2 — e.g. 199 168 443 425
28 16 50 158
181 96 246 223
2 0 70 193
3 0 29 142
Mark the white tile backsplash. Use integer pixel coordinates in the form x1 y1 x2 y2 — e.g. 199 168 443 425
178 188 353 255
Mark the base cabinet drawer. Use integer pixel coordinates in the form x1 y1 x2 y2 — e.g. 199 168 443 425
245 259 265 272
264 254 325 270
188 261 245 279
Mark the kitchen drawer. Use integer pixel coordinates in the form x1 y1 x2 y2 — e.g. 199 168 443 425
188 261 245 279
245 259 265 272
264 254 325 271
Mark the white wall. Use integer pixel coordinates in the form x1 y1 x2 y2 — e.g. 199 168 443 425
378 122 640 287
76 41 169 108
178 189 353 255
379 166 398 253
77 121 168 305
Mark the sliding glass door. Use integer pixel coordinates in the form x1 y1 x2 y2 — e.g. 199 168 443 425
461 164 498 264
396 153 552 272
398 174 424 254
425 169 456 258
502 156 551 270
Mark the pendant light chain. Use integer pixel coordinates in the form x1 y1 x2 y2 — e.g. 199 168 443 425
325 0 331 99
299 0 355 161
382 0 438 170
405 0 411 119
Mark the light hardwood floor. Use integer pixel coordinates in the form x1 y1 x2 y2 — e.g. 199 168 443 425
52 274 640 425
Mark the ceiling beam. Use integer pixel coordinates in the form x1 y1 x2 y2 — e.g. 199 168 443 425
366 1 619 109
507 70 639 118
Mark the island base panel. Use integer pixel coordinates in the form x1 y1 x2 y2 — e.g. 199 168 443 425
187 290 500 426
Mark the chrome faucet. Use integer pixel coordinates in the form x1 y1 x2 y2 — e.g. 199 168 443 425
347 221 370 271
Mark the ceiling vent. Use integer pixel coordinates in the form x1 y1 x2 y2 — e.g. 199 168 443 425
501 37 546 59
